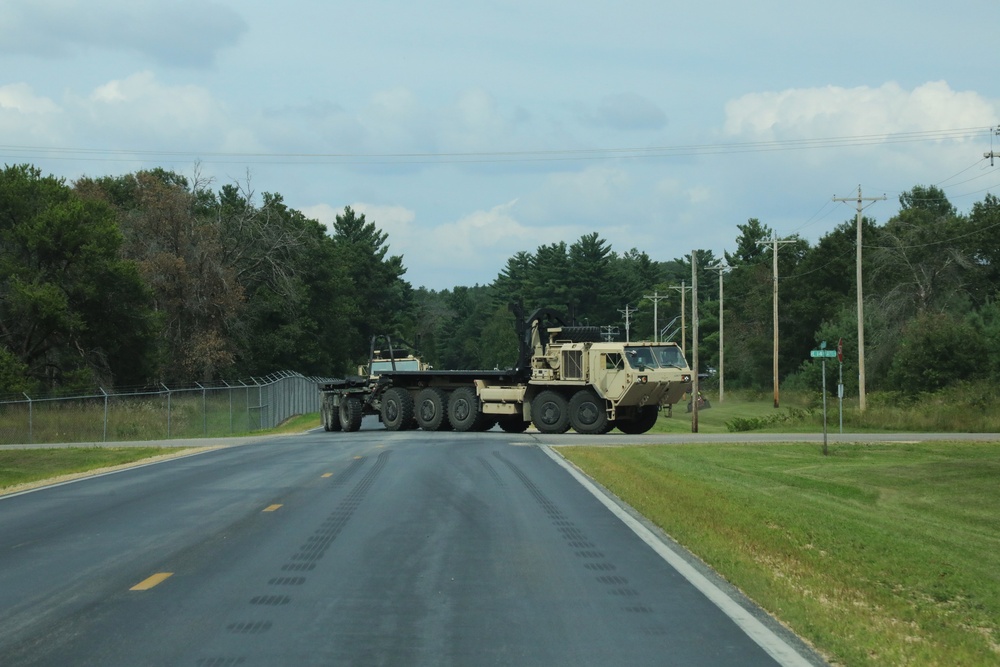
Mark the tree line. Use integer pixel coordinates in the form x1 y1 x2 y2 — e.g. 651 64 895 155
2 163 999 399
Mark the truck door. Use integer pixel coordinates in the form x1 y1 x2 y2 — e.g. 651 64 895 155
597 352 629 401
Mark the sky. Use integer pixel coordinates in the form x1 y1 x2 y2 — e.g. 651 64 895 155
2 0 999 290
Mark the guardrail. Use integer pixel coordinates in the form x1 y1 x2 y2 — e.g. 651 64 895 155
0 371 327 446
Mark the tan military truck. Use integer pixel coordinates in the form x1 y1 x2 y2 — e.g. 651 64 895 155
319 307 692 435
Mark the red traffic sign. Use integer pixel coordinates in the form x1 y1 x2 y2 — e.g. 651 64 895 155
837 338 843 362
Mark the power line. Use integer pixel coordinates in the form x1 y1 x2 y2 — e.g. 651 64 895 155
0 125 992 166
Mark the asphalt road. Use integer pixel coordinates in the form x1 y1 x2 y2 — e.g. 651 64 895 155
0 425 826 666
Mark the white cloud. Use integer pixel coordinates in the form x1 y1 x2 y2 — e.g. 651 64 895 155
723 81 996 140
0 83 58 114
0 82 66 145
77 71 227 143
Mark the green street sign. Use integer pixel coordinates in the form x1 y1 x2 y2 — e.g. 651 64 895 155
810 350 838 359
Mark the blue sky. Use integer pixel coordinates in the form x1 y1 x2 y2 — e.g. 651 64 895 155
2 0 998 289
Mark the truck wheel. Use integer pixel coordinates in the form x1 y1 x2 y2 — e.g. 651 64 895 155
415 387 448 431
322 402 341 431
532 390 570 434
381 387 414 431
616 405 659 434
569 390 608 435
447 387 481 432
474 416 498 432
497 415 529 433
339 397 363 432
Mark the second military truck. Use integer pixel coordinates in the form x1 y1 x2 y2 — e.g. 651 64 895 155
319 306 692 435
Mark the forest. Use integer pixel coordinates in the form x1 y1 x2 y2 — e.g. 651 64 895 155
2 163 999 401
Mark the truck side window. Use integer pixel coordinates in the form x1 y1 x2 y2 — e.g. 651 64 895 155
606 353 623 370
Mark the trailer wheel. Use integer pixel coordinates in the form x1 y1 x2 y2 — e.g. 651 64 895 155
322 402 341 431
532 390 570 434
381 387 414 431
616 405 659 434
339 397 363 432
569 390 609 435
447 387 481 432
415 387 449 431
497 415 529 433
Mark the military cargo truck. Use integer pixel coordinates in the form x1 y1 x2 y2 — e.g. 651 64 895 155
319 307 692 435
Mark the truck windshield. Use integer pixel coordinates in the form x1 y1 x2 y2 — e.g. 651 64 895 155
625 345 687 369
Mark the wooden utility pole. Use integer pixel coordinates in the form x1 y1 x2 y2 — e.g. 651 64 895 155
758 234 795 408
669 281 691 358
618 304 637 342
709 264 729 402
643 291 669 342
985 125 1000 166
691 251 699 433
833 186 886 412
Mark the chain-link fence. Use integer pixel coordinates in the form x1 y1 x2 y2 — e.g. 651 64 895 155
0 371 326 446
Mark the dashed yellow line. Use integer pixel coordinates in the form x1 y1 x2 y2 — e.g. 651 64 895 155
262 504 283 512
321 473 333 478
130 572 173 591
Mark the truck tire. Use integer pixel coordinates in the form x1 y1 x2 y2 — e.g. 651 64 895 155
381 387 414 431
497 415 529 433
532 390 571 434
473 416 498 432
569 389 608 435
322 402 341 431
447 386 481 432
339 397 363 432
415 387 449 431
559 326 602 343
616 405 659 434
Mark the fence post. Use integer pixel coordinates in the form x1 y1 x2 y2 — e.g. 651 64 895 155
196 382 206 436
23 393 33 445
223 380 233 433
100 387 109 442
162 383 172 438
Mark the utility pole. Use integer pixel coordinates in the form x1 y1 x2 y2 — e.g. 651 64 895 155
758 233 796 408
985 125 1000 166
691 251 700 433
833 185 886 412
618 305 637 342
669 281 692 358
709 263 729 403
643 291 669 342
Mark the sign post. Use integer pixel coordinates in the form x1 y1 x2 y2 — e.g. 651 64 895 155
837 337 844 434
810 343 837 455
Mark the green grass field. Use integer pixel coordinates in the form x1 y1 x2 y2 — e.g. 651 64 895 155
558 441 1000 666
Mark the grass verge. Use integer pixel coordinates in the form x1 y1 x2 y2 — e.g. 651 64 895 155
557 442 1000 666
0 447 179 491
0 413 322 494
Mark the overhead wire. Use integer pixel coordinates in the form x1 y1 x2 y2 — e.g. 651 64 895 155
0 125 992 165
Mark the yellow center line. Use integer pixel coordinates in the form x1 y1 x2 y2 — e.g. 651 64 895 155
262 504 283 512
321 473 333 478
130 572 173 591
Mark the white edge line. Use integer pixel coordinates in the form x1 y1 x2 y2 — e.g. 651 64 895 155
539 444 815 667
